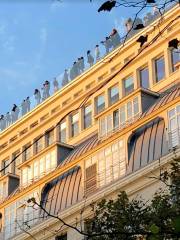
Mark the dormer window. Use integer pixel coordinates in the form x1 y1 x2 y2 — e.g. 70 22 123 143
34 136 43 154
71 112 79 137
99 96 140 139
45 129 54 146
59 121 67 143
84 104 92 129
1 158 10 176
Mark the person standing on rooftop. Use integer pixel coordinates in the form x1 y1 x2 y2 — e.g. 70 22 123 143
53 78 59 92
110 28 120 48
80 57 85 72
44 80 50 98
77 58 82 73
34 89 41 105
87 50 94 67
21 100 26 116
62 69 69 86
26 97 31 112
75 61 80 77
0 115 5 131
101 37 112 54
5 112 11 127
95 45 100 62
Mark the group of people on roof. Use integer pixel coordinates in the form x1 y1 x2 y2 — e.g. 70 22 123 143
0 6 161 131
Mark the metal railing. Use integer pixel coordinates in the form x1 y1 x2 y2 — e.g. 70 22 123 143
0 3 176 133
99 112 142 140
85 161 126 196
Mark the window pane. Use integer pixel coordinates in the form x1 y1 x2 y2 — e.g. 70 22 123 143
124 76 134 96
34 137 43 153
39 158 45 175
139 67 149 88
46 130 54 146
84 105 92 129
127 102 132 119
71 113 79 137
120 106 125 124
113 110 119 129
109 85 119 105
107 114 113 133
169 109 175 118
60 121 66 143
34 161 39 179
96 95 105 114
171 48 180 72
100 117 106 137
155 56 165 82
133 97 139 115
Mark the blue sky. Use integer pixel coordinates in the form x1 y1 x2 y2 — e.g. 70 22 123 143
0 0 148 114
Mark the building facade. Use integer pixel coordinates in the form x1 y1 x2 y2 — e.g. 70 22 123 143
0 4 179 240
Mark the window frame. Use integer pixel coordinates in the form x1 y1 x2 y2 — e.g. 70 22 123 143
123 75 134 96
83 104 92 129
70 112 79 137
154 55 165 83
139 66 150 89
59 120 67 143
95 94 105 114
108 84 119 106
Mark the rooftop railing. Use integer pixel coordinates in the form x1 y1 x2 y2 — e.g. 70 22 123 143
0 3 177 133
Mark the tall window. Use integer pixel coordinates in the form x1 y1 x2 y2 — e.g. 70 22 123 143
59 121 66 143
127 102 132 119
85 139 126 191
113 110 119 129
95 94 105 114
0 181 7 199
21 167 32 186
99 117 106 138
84 104 92 129
120 106 125 126
154 56 165 82
109 85 119 105
71 112 79 137
23 143 31 162
34 137 43 154
139 67 149 88
2 159 10 176
12 150 21 175
45 129 54 146
133 97 139 116
123 76 134 96
171 48 180 72
168 105 180 148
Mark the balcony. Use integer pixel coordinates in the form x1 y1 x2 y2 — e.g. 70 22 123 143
0 3 177 134
98 88 159 139
19 141 73 189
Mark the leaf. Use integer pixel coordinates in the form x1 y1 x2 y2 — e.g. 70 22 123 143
149 224 159 234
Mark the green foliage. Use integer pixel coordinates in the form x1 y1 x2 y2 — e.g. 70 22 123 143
86 159 180 239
